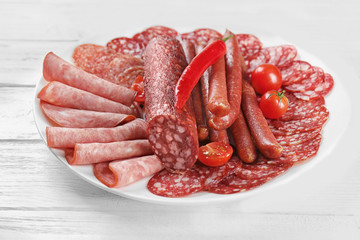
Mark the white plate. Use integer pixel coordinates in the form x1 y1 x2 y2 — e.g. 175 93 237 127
33 30 351 205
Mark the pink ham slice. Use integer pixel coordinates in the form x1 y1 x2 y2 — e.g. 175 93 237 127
40 101 135 128
38 81 138 116
71 140 153 165
46 118 147 148
93 155 164 188
43 52 136 106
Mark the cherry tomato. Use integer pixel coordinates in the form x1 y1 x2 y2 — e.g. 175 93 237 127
260 90 289 119
130 75 145 103
251 64 282 94
198 142 233 167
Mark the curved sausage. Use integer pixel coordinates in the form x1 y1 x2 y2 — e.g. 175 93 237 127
209 30 242 130
144 36 199 172
242 80 283 158
182 40 209 141
230 110 257 163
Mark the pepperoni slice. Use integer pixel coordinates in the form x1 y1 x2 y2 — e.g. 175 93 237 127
181 28 222 46
106 37 145 58
280 60 313 86
235 34 263 60
133 26 178 45
147 168 204 198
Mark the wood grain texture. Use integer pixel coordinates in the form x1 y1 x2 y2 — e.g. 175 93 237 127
1 0 360 239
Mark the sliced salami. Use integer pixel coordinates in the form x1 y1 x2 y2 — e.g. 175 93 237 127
133 26 178 45
72 44 107 74
38 81 137 116
292 73 334 100
72 140 153 165
94 155 164 188
43 52 137 106
268 106 329 135
237 162 291 180
275 127 322 145
181 28 222 47
147 168 204 198
285 66 325 92
46 118 147 148
236 33 263 60
40 102 135 128
279 93 325 121
280 60 313 86
106 37 145 58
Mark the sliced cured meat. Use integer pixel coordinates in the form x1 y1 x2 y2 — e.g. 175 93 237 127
275 127 322 145
207 174 269 194
194 157 242 190
280 60 313 86
147 168 204 198
247 45 297 74
315 73 334 97
64 149 74 164
94 155 164 188
181 28 222 47
236 34 263 60
144 36 199 172
38 81 137 116
133 26 178 45
279 93 325 121
43 52 136 106
72 44 108 74
285 66 325 93
237 161 292 180
113 66 144 88
268 106 329 134
106 37 145 58
40 102 135 128
71 140 153 165
265 134 322 165
46 118 147 148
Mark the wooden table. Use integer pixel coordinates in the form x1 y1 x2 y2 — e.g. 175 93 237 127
1 0 359 239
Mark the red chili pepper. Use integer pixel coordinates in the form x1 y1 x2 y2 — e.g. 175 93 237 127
131 75 145 103
174 35 232 109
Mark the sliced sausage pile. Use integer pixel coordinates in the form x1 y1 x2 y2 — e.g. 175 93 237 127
39 26 334 198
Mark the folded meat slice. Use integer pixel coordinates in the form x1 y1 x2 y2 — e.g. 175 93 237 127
40 102 135 128
43 52 136 106
71 140 153 165
46 118 147 148
38 81 138 116
93 155 164 188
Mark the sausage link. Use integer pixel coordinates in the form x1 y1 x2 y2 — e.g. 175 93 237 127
242 80 283 158
209 30 242 130
230 110 257 163
182 40 209 141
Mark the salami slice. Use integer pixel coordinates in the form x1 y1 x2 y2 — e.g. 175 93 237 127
46 118 147 148
247 45 297 74
181 28 222 47
275 127 322 145
236 34 263 60
94 155 164 188
144 36 199 172
133 26 178 45
40 102 135 128
268 106 329 135
38 81 137 116
292 73 334 100
72 140 153 165
285 66 325 93
281 60 313 86
279 93 325 121
106 37 145 58
43 52 136 106
72 44 108 74
147 168 204 198
237 161 292 180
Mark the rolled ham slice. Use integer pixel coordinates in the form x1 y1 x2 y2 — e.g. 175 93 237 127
46 118 147 148
93 155 164 188
71 140 153 165
38 81 138 116
40 102 135 128
43 52 136 106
